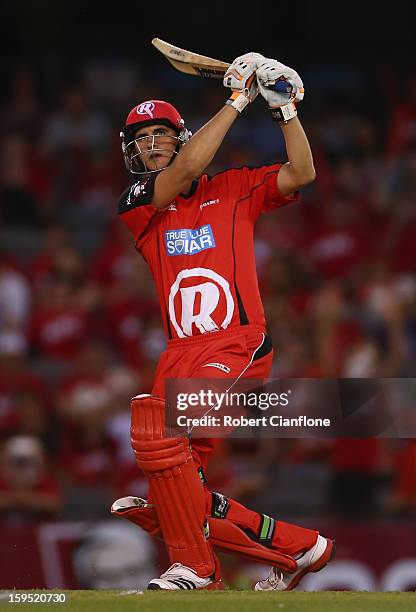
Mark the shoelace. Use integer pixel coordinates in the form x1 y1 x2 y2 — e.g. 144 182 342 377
161 563 182 577
157 564 200 590
160 563 196 580
263 567 284 588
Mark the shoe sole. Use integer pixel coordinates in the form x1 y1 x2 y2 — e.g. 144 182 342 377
207 579 224 591
286 538 336 591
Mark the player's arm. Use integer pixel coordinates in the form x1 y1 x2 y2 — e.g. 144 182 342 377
256 59 316 196
152 106 239 208
152 53 261 209
277 118 316 195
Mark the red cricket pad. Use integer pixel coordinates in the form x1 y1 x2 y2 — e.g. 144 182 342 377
217 494 319 558
111 501 161 538
112 498 296 572
210 519 297 572
130 394 216 578
272 521 319 557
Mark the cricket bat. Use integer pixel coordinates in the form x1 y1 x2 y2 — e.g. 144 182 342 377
151 38 230 79
151 38 294 96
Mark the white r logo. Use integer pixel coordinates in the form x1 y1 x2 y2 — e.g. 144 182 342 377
169 268 234 338
136 102 155 118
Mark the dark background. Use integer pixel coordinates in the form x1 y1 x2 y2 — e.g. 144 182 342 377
1 1 415 88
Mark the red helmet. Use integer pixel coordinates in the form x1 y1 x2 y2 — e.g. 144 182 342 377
123 100 184 136
120 100 191 174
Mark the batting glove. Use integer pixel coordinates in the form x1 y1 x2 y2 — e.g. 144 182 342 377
224 53 265 114
257 59 304 123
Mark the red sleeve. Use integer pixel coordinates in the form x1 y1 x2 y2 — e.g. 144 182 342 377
118 175 159 244
227 164 299 220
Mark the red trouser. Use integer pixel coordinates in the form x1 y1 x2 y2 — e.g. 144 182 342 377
151 324 273 473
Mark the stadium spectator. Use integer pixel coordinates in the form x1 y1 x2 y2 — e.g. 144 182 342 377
327 438 384 517
42 86 111 156
28 223 72 296
389 440 416 515
1 69 42 140
56 341 112 423
27 247 101 371
0 260 30 332
0 331 50 439
0 435 61 523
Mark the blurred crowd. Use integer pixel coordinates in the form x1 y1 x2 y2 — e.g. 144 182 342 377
0 61 416 528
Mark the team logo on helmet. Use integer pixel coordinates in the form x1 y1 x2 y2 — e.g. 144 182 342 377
136 102 155 118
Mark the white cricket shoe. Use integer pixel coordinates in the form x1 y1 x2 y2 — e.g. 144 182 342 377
148 563 223 590
255 535 335 591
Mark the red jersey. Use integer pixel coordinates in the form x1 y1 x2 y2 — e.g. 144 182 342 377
118 164 298 341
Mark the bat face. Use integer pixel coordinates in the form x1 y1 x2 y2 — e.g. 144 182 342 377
151 38 229 79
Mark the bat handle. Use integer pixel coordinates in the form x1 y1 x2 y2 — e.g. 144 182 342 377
269 79 293 95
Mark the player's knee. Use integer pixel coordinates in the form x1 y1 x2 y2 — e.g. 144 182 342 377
133 436 191 472
130 393 166 442
130 393 193 473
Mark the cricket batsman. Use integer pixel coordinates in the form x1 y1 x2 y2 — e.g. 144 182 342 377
111 52 335 590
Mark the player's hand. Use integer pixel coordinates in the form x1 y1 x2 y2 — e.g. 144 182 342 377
223 53 265 99
257 59 304 107
224 53 264 113
225 51 266 69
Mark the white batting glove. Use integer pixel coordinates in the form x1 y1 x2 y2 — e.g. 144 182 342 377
223 52 266 91
257 59 304 104
256 58 304 123
224 53 265 114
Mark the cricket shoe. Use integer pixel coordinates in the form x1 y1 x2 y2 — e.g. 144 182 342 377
254 535 335 591
148 563 224 590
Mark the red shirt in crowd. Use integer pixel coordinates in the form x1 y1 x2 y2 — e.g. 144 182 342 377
0 370 49 435
28 305 90 361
